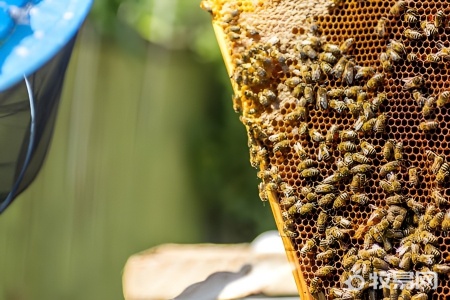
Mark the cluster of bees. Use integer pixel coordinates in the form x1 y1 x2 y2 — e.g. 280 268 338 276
201 0 450 300
376 2 450 132
230 2 450 300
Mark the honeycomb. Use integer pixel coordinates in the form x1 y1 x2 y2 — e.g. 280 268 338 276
201 1 450 299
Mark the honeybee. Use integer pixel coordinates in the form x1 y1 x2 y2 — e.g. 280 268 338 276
355 67 375 80
380 161 400 177
329 100 347 114
316 86 328 110
411 91 427 108
350 174 365 192
421 21 438 37
300 237 318 256
318 193 337 208
320 61 333 74
403 28 424 40
333 192 350 209
407 198 425 214
316 249 337 262
317 210 328 233
424 244 441 259
368 219 389 243
293 142 308 159
326 124 340 144
403 76 424 91
351 193 369 205
291 82 306 98
408 167 419 187
299 202 316 215
418 230 438 245
343 59 356 85
342 249 358 269
353 115 368 132
273 140 290 153
419 120 438 132
422 96 436 117
436 163 450 185
280 182 295 197
304 85 314 104
360 141 376 157
268 132 287 143
326 226 346 241
435 10 447 28
285 76 301 88
383 139 395 161
394 141 403 161
265 182 278 193
388 40 406 56
441 210 450 232
384 255 400 268
340 130 357 141
380 195 406 205
389 0 407 16
429 212 444 230
309 277 323 294
315 266 335 277
407 52 418 62
344 85 362 99
411 293 428 300
327 88 345 99
404 9 419 24
319 52 338 64
428 151 444 174
310 63 322 83
437 91 450 106
298 158 317 171
432 264 450 274
352 153 371 164
338 141 357 153
322 43 341 56
387 48 402 62
340 38 355 54
376 17 388 37
301 186 313 197
300 168 320 178
301 45 317 60
366 73 384 91
362 102 375 120
426 53 440 63
374 113 388 133
351 164 373 174
283 227 298 238
298 122 309 135
309 129 325 142
315 184 336 194
285 106 307 123
318 142 331 162
380 52 394 73
431 189 449 207
380 179 400 194
334 216 351 228
332 56 348 79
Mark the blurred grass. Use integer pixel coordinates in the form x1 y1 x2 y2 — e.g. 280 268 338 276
0 2 274 299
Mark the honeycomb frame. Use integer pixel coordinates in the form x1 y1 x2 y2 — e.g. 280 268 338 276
201 1 450 300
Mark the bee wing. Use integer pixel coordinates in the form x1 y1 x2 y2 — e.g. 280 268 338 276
318 144 324 161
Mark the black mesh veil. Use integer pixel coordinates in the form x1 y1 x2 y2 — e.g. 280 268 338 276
0 36 76 213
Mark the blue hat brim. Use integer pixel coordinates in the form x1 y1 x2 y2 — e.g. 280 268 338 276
0 0 93 91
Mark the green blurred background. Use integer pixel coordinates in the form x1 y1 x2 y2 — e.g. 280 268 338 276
0 0 275 299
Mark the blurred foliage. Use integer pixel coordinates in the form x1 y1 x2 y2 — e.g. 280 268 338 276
90 0 275 242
